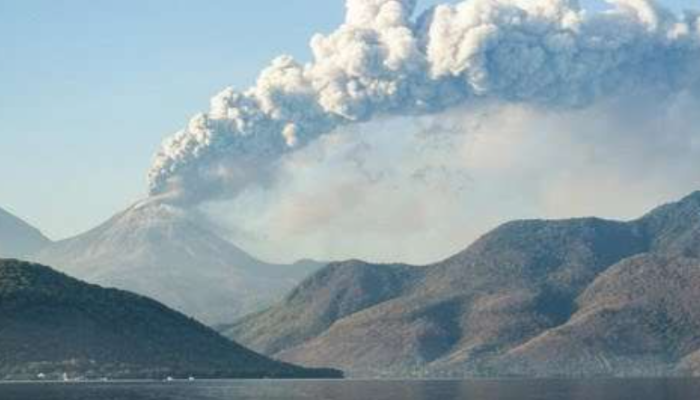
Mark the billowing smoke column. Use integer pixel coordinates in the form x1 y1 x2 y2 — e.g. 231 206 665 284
148 0 700 203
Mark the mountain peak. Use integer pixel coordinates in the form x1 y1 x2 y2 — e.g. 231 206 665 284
105 200 205 242
124 196 191 218
0 206 50 259
33 199 322 325
636 190 700 257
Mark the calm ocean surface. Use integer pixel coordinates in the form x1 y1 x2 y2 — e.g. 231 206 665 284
0 379 699 400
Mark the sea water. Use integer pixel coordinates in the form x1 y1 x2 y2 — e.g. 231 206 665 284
0 379 698 400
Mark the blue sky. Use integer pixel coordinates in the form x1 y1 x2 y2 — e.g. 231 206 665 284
0 0 696 239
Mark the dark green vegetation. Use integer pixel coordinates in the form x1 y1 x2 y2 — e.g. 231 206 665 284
226 191 700 378
0 259 342 381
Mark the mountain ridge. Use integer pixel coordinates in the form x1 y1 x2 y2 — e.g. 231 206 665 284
33 198 322 324
0 207 50 259
0 258 341 380
226 190 700 378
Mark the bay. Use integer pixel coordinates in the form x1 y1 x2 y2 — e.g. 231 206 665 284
0 379 698 400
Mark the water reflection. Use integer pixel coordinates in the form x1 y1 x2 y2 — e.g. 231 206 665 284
0 379 698 400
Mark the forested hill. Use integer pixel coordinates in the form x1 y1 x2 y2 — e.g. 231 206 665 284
0 259 341 380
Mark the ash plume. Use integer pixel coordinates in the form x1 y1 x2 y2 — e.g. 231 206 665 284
148 0 700 204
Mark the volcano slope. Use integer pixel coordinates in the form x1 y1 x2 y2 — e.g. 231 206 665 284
226 191 700 378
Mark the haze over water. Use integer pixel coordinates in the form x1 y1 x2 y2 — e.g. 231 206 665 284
1 380 699 400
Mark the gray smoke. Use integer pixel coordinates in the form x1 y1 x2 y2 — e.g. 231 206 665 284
148 0 700 203
209 92 700 264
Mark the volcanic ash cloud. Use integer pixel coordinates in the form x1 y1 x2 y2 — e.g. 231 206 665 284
147 0 700 204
